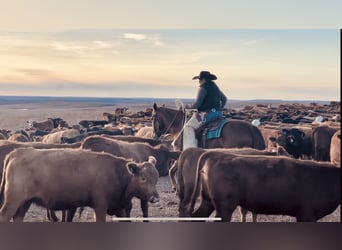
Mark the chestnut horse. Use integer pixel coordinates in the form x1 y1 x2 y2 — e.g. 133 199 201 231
152 103 266 151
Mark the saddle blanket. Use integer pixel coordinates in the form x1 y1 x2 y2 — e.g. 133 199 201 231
205 119 229 140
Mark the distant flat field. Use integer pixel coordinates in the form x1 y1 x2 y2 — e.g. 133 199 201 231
0 101 161 131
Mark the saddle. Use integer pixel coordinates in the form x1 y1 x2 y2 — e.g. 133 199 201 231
195 116 229 148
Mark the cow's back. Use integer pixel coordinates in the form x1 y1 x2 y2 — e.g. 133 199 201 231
201 153 340 221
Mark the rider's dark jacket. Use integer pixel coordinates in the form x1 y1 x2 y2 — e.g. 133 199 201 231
191 80 227 112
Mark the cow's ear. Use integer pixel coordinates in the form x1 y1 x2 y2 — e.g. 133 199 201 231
127 162 140 176
148 156 157 166
153 103 158 111
300 131 305 138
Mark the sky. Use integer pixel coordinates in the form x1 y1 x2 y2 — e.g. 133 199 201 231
0 1 341 101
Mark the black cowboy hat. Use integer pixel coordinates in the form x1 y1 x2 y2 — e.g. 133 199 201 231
192 71 217 80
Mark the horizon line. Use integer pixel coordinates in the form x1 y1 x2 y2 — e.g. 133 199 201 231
0 95 338 103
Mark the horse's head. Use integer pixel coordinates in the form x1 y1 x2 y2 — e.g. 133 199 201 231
152 102 184 139
152 103 167 138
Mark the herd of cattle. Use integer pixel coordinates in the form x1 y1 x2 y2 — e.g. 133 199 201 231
0 101 340 222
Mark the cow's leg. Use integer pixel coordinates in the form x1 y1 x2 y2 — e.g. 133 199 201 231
64 207 77 222
13 200 32 222
124 201 132 217
214 199 236 222
47 209 59 222
238 207 257 222
239 206 248 222
140 199 150 222
251 212 258 222
191 199 215 218
296 210 316 222
93 201 107 222
0 196 26 222
94 209 106 222
179 182 198 217
140 199 148 217
178 201 190 217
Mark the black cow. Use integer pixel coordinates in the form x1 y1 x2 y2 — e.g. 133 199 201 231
276 128 313 159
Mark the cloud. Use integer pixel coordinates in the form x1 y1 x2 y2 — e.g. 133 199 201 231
124 33 147 41
50 42 89 53
92 40 113 48
11 68 56 77
123 33 164 46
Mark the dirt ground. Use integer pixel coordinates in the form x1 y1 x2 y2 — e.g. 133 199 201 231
0 101 340 222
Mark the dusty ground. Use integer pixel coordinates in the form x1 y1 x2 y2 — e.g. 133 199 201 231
0 101 340 222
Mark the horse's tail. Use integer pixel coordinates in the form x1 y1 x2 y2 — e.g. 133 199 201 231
250 125 266 150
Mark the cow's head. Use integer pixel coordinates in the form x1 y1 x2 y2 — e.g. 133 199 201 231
279 128 305 147
126 156 159 203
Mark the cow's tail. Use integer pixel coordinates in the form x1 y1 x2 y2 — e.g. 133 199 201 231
251 125 266 150
169 160 179 193
0 154 10 207
188 152 209 216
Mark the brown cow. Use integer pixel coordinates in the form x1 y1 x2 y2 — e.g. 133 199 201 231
0 140 81 222
27 118 65 132
80 135 180 218
0 140 82 176
259 127 281 152
312 126 339 162
42 129 81 144
81 135 180 177
174 146 291 221
0 148 159 222
7 133 30 142
104 135 173 149
103 112 115 122
330 129 341 167
0 129 10 140
191 152 340 221
135 126 155 138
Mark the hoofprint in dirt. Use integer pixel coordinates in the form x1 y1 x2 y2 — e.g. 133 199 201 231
22 176 341 222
